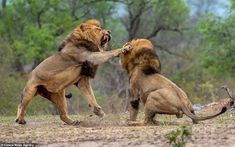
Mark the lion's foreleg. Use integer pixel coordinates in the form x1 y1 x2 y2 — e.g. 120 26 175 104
129 99 140 121
129 89 140 121
50 90 79 125
76 77 105 117
86 48 123 65
84 43 132 65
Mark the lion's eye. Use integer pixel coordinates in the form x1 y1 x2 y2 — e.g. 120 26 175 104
95 27 102 31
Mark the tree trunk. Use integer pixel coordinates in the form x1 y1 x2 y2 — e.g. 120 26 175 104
2 0 6 8
0 0 7 17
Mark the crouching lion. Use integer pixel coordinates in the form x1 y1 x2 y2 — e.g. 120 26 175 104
120 39 233 124
16 19 132 125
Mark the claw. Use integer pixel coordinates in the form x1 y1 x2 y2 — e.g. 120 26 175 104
16 118 26 125
93 106 106 118
122 43 132 53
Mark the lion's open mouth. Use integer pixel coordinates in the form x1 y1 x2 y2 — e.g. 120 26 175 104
100 34 111 48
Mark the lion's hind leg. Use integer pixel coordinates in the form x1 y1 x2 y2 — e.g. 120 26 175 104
144 107 158 125
143 91 164 125
50 91 79 125
16 84 37 124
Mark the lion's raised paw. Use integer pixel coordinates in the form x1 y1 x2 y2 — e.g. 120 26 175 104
122 43 132 53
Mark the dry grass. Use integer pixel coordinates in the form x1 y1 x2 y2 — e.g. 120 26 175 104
0 111 235 147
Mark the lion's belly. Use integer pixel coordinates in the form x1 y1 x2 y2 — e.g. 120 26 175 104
36 65 81 93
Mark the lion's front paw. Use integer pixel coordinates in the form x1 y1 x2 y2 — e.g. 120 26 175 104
93 106 106 118
144 119 159 125
16 118 26 125
122 42 132 53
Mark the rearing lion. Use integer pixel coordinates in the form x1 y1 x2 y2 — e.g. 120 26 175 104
16 19 132 125
120 39 233 124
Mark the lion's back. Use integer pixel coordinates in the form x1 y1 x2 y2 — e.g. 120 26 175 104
30 53 79 81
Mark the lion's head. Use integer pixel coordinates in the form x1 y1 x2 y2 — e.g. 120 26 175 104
58 19 111 52
120 39 161 75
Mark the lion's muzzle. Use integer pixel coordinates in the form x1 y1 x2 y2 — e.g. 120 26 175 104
100 32 112 49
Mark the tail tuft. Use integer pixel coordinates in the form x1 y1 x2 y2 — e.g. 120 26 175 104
221 107 227 113
230 100 234 106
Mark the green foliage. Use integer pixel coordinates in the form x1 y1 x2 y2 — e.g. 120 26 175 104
0 73 53 116
0 0 75 65
232 0 235 8
175 1 235 103
0 39 13 70
121 0 189 39
152 0 189 25
165 125 192 147
0 0 234 115
106 18 128 46
197 12 235 77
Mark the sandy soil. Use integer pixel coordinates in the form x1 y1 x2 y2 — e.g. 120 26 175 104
0 111 235 147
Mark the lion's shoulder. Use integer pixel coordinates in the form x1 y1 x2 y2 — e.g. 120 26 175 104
59 39 99 52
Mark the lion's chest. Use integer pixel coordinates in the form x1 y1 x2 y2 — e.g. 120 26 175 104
80 61 98 78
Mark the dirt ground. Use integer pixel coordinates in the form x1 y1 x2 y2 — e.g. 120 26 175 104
0 110 235 147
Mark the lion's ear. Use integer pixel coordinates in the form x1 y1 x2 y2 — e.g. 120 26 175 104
80 23 85 31
58 41 65 51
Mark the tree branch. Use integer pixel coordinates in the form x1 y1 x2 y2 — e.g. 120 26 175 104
36 10 43 28
147 26 183 39
154 43 189 59
127 2 148 40
0 0 7 17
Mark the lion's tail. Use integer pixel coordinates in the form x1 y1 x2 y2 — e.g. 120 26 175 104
182 106 227 122
183 87 235 122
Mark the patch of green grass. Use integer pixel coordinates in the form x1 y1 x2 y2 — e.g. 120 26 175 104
165 125 192 147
